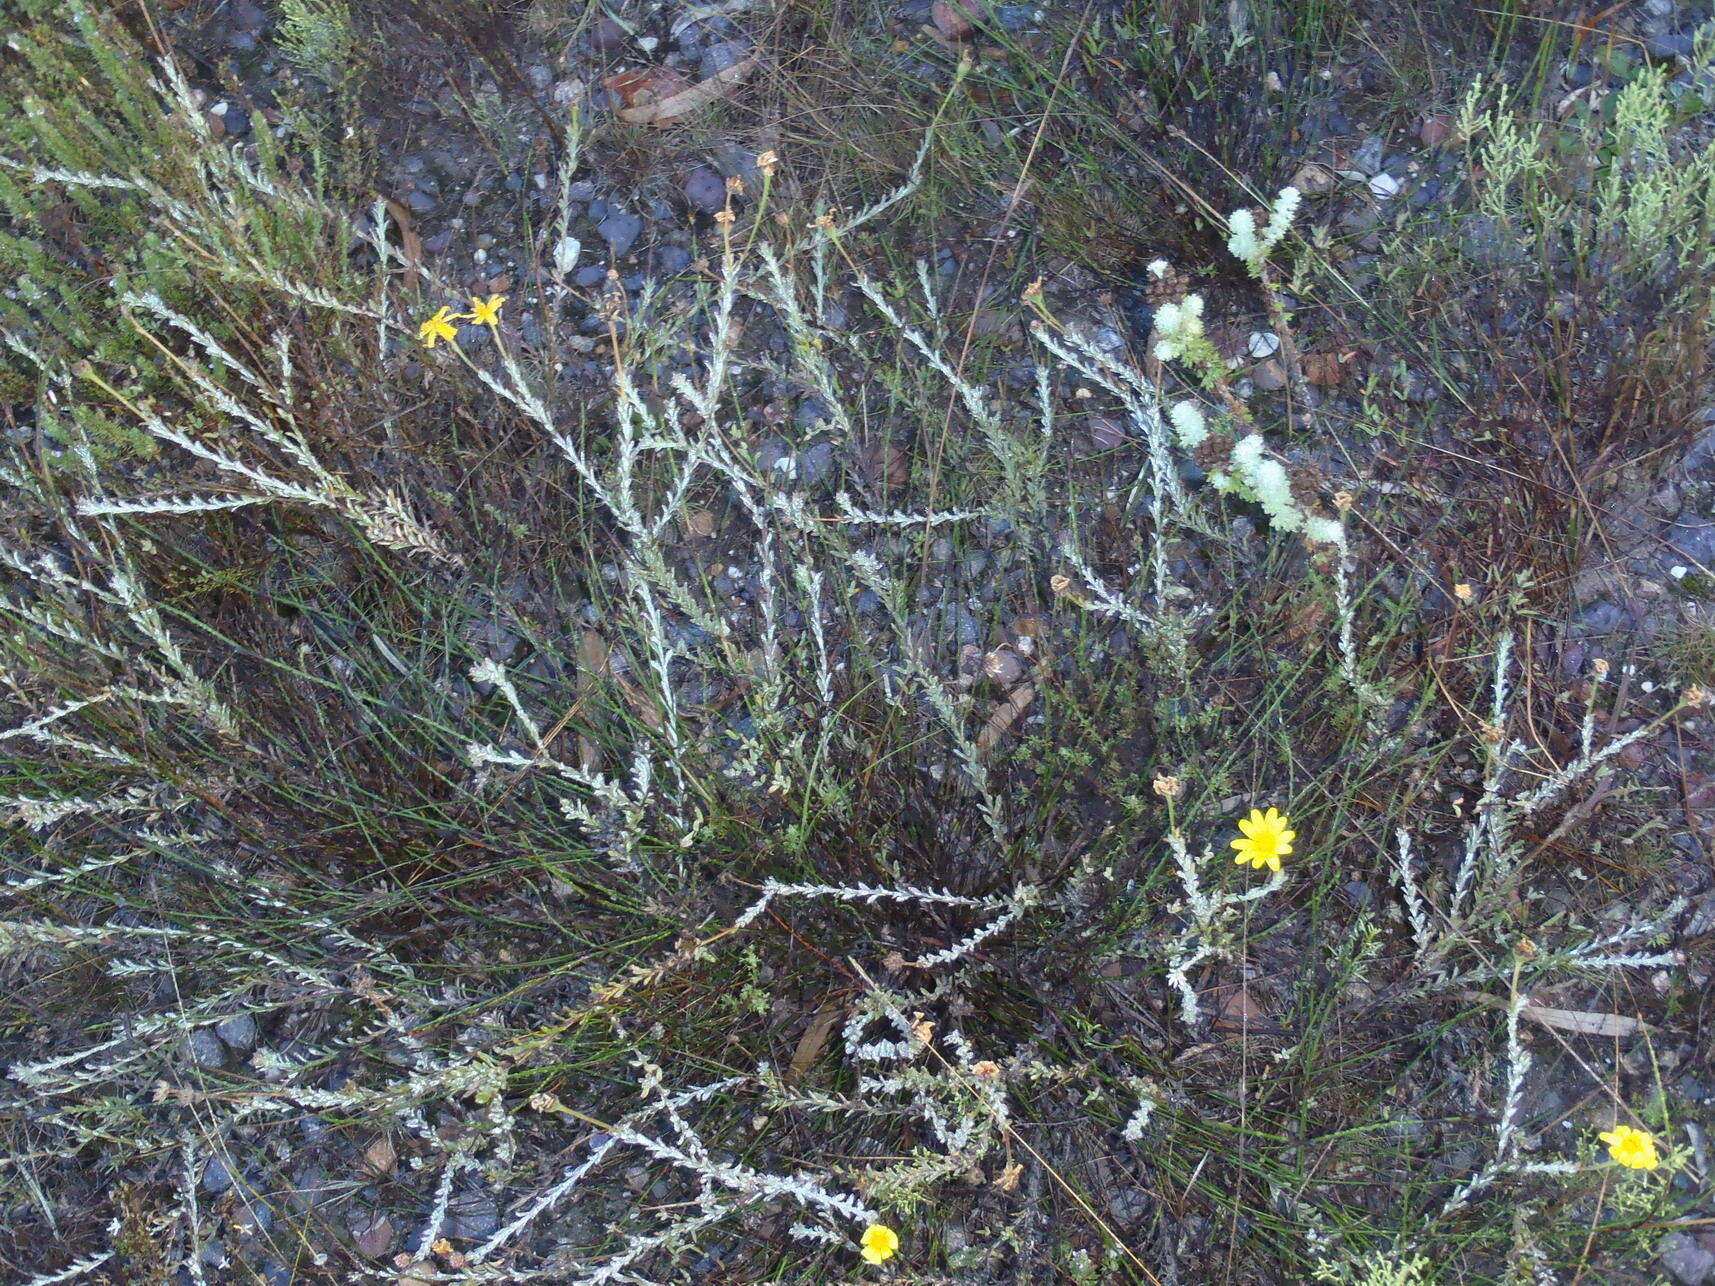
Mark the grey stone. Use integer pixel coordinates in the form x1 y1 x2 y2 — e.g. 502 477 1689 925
1576 599 1626 634
231 1196 275 1235
285 1165 338 1213
714 143 762 195
758 436 791 476
202 1157 234 1194
795 397 831 429
1647 31 1695 60
216 1013 258 1052
598 211 644 259
445 1191 500 1240
699 40 751 80
185 1029 227 1068
798 441 835 486
574 265 607 288
1351 134 1386 174
657 244 693 274
1658 1233 1715 1286
682 165 729 214
404 188 436 216
949 604 982 648
474 618 521 663
1666 513 1715 564
1461 214 1524 267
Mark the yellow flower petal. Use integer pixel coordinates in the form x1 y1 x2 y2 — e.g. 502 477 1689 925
1599 1125 1659 1170
859 1224 899 1264
1230 807 1294 878
467 293 506 326
417 306 460 349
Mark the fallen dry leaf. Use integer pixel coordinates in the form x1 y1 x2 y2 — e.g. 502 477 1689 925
787 1006 843 1084
360 1134 397 1177
1460 991 1651 1038
932 0 983 38
977 682 1034 754
1521 1003 1648 1038
1304 349 1357 386
1212 983 1266 1030
355 1216 395 1258
615 57 757 126
380 195 423 293
603 66 692 110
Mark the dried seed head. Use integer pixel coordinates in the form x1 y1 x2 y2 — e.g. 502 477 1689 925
1684 684 1709 709
1452 582 1474 602
1152 774 1182 799
1592 657 1610 677
1333 490 1355 512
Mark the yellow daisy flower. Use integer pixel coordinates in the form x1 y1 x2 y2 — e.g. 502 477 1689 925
1598 1125 1659 1171
466 293 506 327
417 306 460 349
1231 806 1294 872
859 1224 899 1265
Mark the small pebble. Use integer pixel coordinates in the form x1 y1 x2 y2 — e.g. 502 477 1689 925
1251 359 1288 392
589 17 629 51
